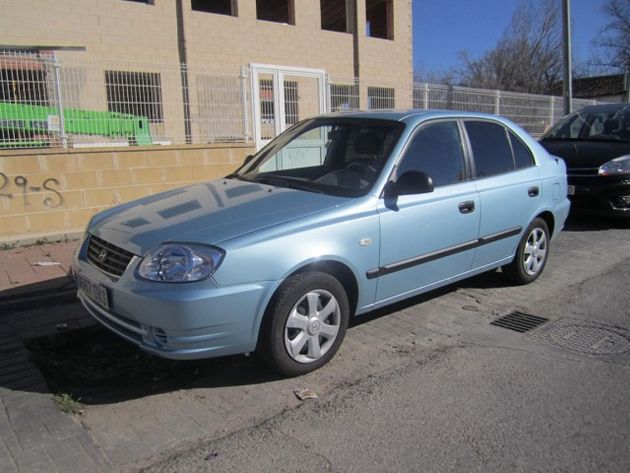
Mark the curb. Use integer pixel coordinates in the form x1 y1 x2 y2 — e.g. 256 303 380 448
0 278 78 312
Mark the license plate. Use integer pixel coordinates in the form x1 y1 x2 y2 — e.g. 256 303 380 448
77 272 109 310
567 185 575 196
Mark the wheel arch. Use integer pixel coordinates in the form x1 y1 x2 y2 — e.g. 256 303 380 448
535 210 555 237
291 260 359 318
254 258 360 351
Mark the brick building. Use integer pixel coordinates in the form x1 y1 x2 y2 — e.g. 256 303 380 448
1 0 413 149
0 0 413 243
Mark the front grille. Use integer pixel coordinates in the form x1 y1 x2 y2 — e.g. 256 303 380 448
87 235 135 277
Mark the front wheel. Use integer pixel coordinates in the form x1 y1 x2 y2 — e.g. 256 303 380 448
504 218 550 285
258 272 349 376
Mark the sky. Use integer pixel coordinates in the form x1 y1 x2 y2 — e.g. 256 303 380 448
412 0 609 76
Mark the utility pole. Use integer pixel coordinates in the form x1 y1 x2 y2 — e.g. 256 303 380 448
562 0 572 115
176 0 193 144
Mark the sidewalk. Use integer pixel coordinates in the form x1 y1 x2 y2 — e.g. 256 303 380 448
1 240 112 472
0 240 79 312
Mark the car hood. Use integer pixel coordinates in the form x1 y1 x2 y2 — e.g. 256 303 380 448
89 179 349 256
540 139 630 169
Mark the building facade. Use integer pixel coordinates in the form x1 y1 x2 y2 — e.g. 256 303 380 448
1 0 413 149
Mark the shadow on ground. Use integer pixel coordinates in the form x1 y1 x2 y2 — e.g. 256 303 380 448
23 325 288 405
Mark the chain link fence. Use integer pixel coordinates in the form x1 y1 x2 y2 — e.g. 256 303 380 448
0 51 250 149
412 83 599 136
0 50 607 149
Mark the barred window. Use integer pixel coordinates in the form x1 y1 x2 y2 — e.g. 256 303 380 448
368 87 394 109
284 80 299 125
0 67 48 106
105 70 163 123
330 84 359 112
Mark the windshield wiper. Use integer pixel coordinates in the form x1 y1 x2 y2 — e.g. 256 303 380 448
254 176 323 193
225 173 254 182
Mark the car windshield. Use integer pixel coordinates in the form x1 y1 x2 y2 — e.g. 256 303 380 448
232 118 404 197
543 105 630 143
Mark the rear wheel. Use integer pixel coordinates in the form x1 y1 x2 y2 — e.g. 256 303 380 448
259 272 349 376
504 217 550 285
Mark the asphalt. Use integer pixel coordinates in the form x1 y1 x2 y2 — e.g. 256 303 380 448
0 215 629 473
0 240 79 312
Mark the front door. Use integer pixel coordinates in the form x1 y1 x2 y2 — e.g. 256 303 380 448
251 64 327 150
375 120 480 305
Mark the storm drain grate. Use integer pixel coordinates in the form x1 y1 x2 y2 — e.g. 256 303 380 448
490 311 549 333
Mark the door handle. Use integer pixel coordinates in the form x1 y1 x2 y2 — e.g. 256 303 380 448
528 186 540 197
458 201 475 214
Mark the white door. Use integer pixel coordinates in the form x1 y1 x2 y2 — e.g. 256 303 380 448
251 64 327 150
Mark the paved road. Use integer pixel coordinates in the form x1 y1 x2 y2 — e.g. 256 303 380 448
145 254 630 473
1 215 629 473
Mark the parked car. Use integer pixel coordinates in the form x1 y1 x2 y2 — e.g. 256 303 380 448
540 103 630 217
73 110 570 376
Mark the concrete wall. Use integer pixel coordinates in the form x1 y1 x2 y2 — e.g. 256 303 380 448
0 144 253 244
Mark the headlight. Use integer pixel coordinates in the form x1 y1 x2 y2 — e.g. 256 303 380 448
598 155 630 176
138 243 224 282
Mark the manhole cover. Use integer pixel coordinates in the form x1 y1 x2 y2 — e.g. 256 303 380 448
531 318 630 355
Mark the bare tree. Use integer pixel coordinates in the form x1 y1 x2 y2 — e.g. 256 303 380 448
593 0 630 72
456 0 562 94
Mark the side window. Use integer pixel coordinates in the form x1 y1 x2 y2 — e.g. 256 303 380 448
397 121 466 187
465 121 514 178
509 132 535 169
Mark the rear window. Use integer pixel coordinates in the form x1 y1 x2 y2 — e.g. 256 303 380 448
509 132 535 169
465 121 514 178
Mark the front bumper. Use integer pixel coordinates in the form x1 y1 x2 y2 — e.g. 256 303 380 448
73 238 274 360
568 173 630 217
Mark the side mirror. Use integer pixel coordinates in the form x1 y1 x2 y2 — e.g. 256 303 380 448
243 154 255 165
393 171 434 196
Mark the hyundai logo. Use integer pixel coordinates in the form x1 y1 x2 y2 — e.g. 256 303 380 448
98 249 108 262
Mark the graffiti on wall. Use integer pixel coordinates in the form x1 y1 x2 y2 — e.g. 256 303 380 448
0 172 64 209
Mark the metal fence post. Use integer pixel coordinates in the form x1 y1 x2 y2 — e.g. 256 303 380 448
549 96 555 127
424 83 429 109
325 73 331 114
494 90 501 115
240 65 250 143
52 55 67 148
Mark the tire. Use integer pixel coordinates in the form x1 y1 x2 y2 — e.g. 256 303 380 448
504 217 550 285
258 271 350 377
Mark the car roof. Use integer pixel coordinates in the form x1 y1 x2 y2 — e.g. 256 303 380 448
324 109 513 126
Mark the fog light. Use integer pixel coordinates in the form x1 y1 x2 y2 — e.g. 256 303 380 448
151 327 168 347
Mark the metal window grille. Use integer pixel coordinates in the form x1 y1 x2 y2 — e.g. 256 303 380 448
330 82 360 112
105 70 163 123
368 86 395 109
284 80 299 125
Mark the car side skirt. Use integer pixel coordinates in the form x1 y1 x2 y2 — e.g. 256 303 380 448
366 226 522 279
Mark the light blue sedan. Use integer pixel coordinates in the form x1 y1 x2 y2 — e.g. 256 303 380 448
72 110 570 376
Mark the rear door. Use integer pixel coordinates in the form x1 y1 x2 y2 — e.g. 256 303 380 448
464 120 541 269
